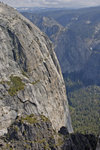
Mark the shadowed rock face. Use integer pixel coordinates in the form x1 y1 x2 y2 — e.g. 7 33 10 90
0 115 59 150
0 115 97 150
96 136 100 150
63 133 97 150
0 2 73 136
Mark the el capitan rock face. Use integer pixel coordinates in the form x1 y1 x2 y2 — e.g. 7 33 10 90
0 2 73 136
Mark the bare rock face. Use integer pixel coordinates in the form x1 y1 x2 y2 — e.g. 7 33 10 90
0 3 73 136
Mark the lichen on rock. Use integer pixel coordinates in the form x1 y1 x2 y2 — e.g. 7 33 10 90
8 75 25 96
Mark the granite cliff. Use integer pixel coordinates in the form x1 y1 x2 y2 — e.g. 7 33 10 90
21 8 100 135
0 3 98 150
22 8 100 83
0 2 73 137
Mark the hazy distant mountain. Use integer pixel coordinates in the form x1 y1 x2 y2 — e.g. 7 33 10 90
17 7 69 13
22 12 63 42
22 7 100 85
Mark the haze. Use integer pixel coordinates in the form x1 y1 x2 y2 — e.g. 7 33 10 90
1 0 100 8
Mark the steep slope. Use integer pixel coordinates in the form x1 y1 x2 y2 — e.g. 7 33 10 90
0 2 73 136
21 13 92 73
21 7 100 135
54 28 91 73
22 12 63 42
22 7 100 82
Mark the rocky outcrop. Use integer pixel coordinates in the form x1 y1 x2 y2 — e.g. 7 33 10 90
0 2 73 136
0 115 97 150
0 115 59 150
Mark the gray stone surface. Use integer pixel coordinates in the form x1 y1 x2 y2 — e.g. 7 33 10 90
0 2 73 136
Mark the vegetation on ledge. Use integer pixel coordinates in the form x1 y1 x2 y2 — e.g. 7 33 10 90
8 75 25 96
20 114 38 124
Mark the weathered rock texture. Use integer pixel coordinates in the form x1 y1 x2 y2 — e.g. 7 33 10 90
0 2 73 136
0 115 60 150
0 115 97 150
